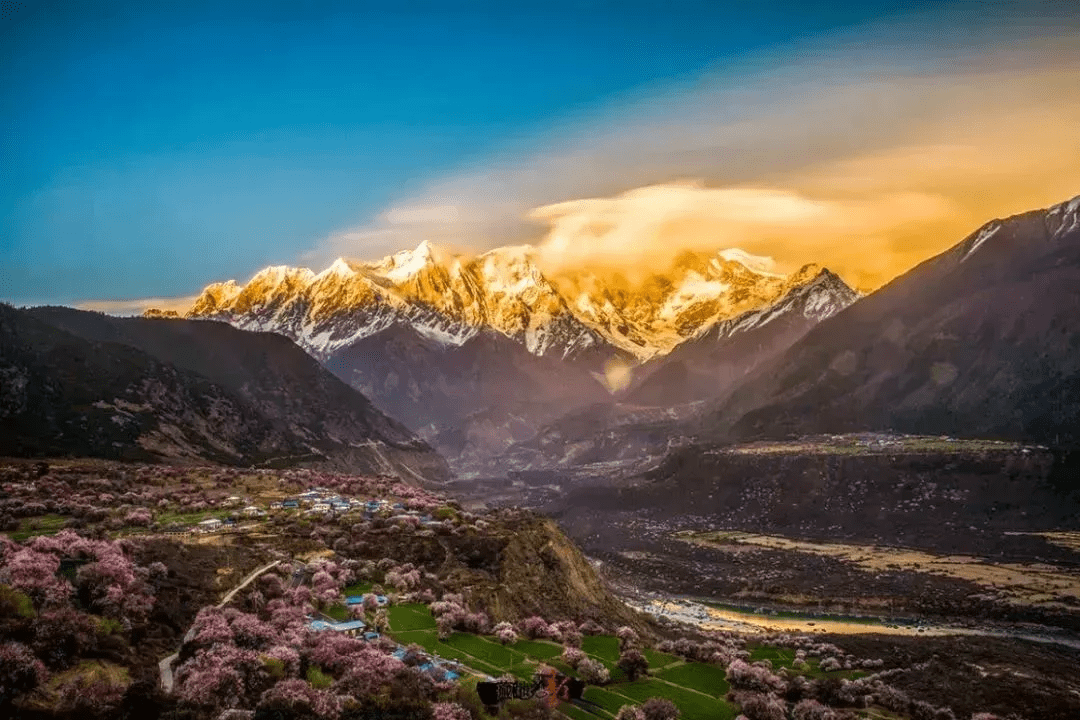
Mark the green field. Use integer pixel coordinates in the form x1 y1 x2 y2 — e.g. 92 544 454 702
583 686 636 715
324 604 349 621
444 633 527 668
154 508 230 526
747 645 868 680
643 649 680 670
343 582 373 596
559 701 607 720
611 679 738 720
9 514 68 541
581 635 621 663
391 629 504 677
388 623 742 720
388 603 436 631
748 645 798 668
511 638 565 660
656 662 729 697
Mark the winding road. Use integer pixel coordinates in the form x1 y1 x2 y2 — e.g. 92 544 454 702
159 559 281 693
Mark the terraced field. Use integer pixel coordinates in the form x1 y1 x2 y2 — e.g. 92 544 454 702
388 603 438 631
382 609 873 720
383 614 739 720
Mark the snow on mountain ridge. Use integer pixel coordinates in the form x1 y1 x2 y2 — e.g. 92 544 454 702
716 248 781 276
184 242 849 362
699 266 858 342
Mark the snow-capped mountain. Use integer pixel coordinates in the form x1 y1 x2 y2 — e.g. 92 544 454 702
184 242 825 362
624 264 859 406
187 242 610 361
175 240 861 467
552 249 798 358
704 264 859 341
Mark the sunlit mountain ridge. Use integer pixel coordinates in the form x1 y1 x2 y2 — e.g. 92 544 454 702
181 242 857 362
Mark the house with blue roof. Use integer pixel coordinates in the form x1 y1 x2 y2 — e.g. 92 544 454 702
308 619 366 636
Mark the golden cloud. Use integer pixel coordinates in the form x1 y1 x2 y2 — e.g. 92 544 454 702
307 17 1080 291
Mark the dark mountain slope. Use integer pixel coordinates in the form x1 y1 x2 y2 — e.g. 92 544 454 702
323 323 612 465
627 266 858 406
702 196 1080 444
2 306 447 479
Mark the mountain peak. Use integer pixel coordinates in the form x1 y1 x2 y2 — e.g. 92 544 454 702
187 279 242 315
785 263 826 287
479 244 538 264
369 240 448 283
321 257 358 278
250 265 315 284
717 248 781 275
1047 194 1080 239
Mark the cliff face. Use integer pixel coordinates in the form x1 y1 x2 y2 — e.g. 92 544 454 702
479 515 644 628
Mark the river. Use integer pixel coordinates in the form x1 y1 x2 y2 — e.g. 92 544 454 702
628 595 1080 651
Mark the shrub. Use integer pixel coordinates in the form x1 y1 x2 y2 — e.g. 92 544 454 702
123 508 152 527
493 622 518 646
174 645 265 712
0 548 71 608
52 661 130 717
577 658 609 685
792 699 835 720
328 647 405 698
738 693 786 720
519 616 552 640
818 657 842 672
32 608 98 670
463 612 490 634
437 614 455 640
562 647 585 669
640 698 679 720
552 620 581 648
617 648 649 682
615 626 639 649
433 702 473 720
0 641 47 705
257 678 343 719
727 660 785 694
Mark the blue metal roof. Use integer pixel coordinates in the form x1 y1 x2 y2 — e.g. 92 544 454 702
309 619 366 632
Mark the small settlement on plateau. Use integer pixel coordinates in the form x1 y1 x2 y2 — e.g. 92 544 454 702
160 486 446 536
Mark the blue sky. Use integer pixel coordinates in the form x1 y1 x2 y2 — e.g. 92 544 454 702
1 0 1075 306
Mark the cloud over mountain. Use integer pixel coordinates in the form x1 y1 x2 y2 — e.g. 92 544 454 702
305 18 1080 292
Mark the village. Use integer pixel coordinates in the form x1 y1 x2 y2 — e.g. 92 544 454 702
153 485 478 688
162 485 450 536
